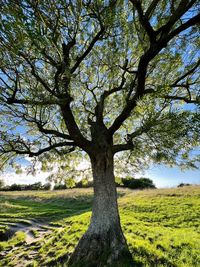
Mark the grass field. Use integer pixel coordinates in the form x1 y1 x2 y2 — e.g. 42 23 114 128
0 186 200 267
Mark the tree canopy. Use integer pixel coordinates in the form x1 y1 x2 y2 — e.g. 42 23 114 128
0 0 199 173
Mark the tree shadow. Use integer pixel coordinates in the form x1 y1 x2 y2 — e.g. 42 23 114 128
0 193 93 226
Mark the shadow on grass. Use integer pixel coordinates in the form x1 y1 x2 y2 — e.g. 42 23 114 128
0 194 93 224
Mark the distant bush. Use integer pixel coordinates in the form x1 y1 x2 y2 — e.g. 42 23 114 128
177 183 191 188
9 183 23 191
75 180 93 188
42 183 51 190
120 177 156 189
53 183 67 190
29 182 42 190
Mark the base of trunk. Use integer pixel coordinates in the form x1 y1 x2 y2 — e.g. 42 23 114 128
68 226 133 267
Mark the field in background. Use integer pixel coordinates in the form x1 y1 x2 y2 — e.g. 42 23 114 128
0 186 200 267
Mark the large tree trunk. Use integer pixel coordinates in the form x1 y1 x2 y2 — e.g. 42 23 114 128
69 150 133 267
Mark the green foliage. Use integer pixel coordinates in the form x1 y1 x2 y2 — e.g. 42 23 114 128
65 177 76 189
54 179 93 190
0 187 200 266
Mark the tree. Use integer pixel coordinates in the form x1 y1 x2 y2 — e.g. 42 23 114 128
0 1 199 266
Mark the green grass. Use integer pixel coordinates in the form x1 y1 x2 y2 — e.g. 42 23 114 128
0 186 200 266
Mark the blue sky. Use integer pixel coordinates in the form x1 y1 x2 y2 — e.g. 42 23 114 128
146 165 200 188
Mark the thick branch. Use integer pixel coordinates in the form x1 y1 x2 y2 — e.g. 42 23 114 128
164 95 198 103
130 0 156 42
112 142 134 154
7 98 62 106
60 103 92 152
156 0 197 36
167 12 200 41
145 0 161 19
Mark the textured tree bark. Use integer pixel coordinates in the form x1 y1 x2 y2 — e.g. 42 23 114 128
69 150 133 267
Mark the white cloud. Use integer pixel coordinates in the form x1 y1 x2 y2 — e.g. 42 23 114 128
3 171 51 185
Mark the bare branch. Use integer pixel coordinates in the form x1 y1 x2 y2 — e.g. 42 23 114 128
108 53 151 135
35 122 72 140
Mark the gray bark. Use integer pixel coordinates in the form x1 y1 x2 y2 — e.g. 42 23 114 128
90 149 120 233
68 149 133 267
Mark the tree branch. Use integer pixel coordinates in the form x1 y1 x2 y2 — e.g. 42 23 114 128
145 0 161 19
112 142 134 154
172 59 200 86
130 0 156 42
108 2 199 136
108 53 151 135
164 95 198 103
70 26 105 73
19 53 56 96
96 60 127 122
35 121 72 140
60 103 92 152
167 12 200 41
156 0 199 39
112 103 169 154
6 98 62 106
1 141 75 157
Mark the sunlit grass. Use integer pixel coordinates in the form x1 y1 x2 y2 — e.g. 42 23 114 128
0 186 199 266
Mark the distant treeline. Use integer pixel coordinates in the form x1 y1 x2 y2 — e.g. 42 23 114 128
0 182 51 191
0 177 157 191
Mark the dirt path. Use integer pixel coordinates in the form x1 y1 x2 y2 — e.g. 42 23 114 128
9 220 54 244
0 219 63 264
